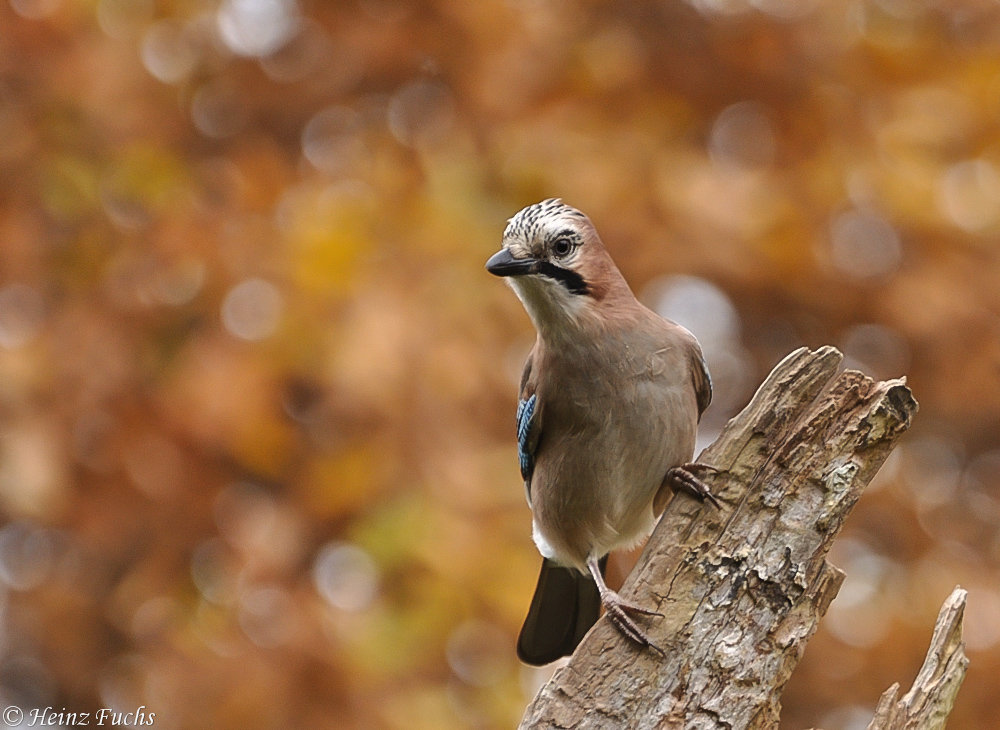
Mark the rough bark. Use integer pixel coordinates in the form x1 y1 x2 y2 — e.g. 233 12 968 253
866 587 968 730
519 346 930 730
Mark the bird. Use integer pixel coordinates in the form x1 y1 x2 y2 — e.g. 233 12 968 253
486 199 719 666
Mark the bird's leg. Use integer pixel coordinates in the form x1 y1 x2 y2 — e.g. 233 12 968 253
665 463 722 509
586 555 665 655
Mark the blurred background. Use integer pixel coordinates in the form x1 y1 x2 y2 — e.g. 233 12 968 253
0 0 998 728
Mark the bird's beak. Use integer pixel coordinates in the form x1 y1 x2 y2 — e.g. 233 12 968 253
486 248 537 277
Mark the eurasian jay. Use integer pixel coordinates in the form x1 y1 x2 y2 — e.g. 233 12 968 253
486 199 719 666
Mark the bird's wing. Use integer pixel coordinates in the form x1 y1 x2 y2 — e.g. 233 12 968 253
690 345 712 420
517 351 541 502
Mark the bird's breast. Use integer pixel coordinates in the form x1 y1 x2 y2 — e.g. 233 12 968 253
528 357 698 566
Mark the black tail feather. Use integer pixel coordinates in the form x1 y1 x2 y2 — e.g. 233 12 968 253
516 556 606 666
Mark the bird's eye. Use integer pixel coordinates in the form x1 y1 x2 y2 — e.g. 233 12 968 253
552 238 572 257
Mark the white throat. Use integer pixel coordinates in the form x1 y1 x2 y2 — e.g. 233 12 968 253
508 275 589 342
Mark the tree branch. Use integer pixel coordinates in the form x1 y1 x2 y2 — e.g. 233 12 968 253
867 587 968 730
520 346 935 730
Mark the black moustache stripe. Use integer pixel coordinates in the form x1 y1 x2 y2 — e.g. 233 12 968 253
535 262 590 296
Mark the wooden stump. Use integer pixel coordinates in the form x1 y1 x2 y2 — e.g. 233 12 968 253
520 346 967 730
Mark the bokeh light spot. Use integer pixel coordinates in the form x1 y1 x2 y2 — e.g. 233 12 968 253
214 482 278 552
191 80 248 139
900 436 963 509
0 522 53 591
221 278 284 341
748 0 820 19
0 284 44 350
260 19 337 84
387 80 455 149
937 159 1000 233
99 654 147 714
191 539 237 605
829 208 902 281
302 106 366 176
963 450 1000 519
818 705 879 730
682 0 750 16
446 620 513 687
238 585 295 648
150 259 206 306
643 275 753 429
218 0 300 58
840 323 911 380
646 275 740 350
131 596 179 643
141 20 200 85
1 655 55 710
123 434 185 500
96 0 154 39
9 0 59 19
709 101 776 170
963 587 1000 652
824 540 896 648
313 542 378 612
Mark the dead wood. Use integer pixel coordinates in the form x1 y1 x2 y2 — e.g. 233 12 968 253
519 346 963 730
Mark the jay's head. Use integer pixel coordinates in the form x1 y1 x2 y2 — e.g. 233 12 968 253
486 200 630 331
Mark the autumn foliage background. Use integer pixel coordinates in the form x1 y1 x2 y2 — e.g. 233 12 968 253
0 0 999 728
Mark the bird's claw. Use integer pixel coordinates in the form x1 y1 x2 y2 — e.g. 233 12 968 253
667 463 722 509
683 462 720 475
601 590 665 655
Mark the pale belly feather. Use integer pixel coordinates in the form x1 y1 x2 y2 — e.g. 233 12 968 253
529 379 697 570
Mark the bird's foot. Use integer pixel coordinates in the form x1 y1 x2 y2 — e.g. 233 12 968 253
666 463 722 509
600 589 665 655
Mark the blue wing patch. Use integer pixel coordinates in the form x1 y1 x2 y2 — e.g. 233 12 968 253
516 393 537 482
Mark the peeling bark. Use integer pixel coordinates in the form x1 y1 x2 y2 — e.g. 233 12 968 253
519 346 944 730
